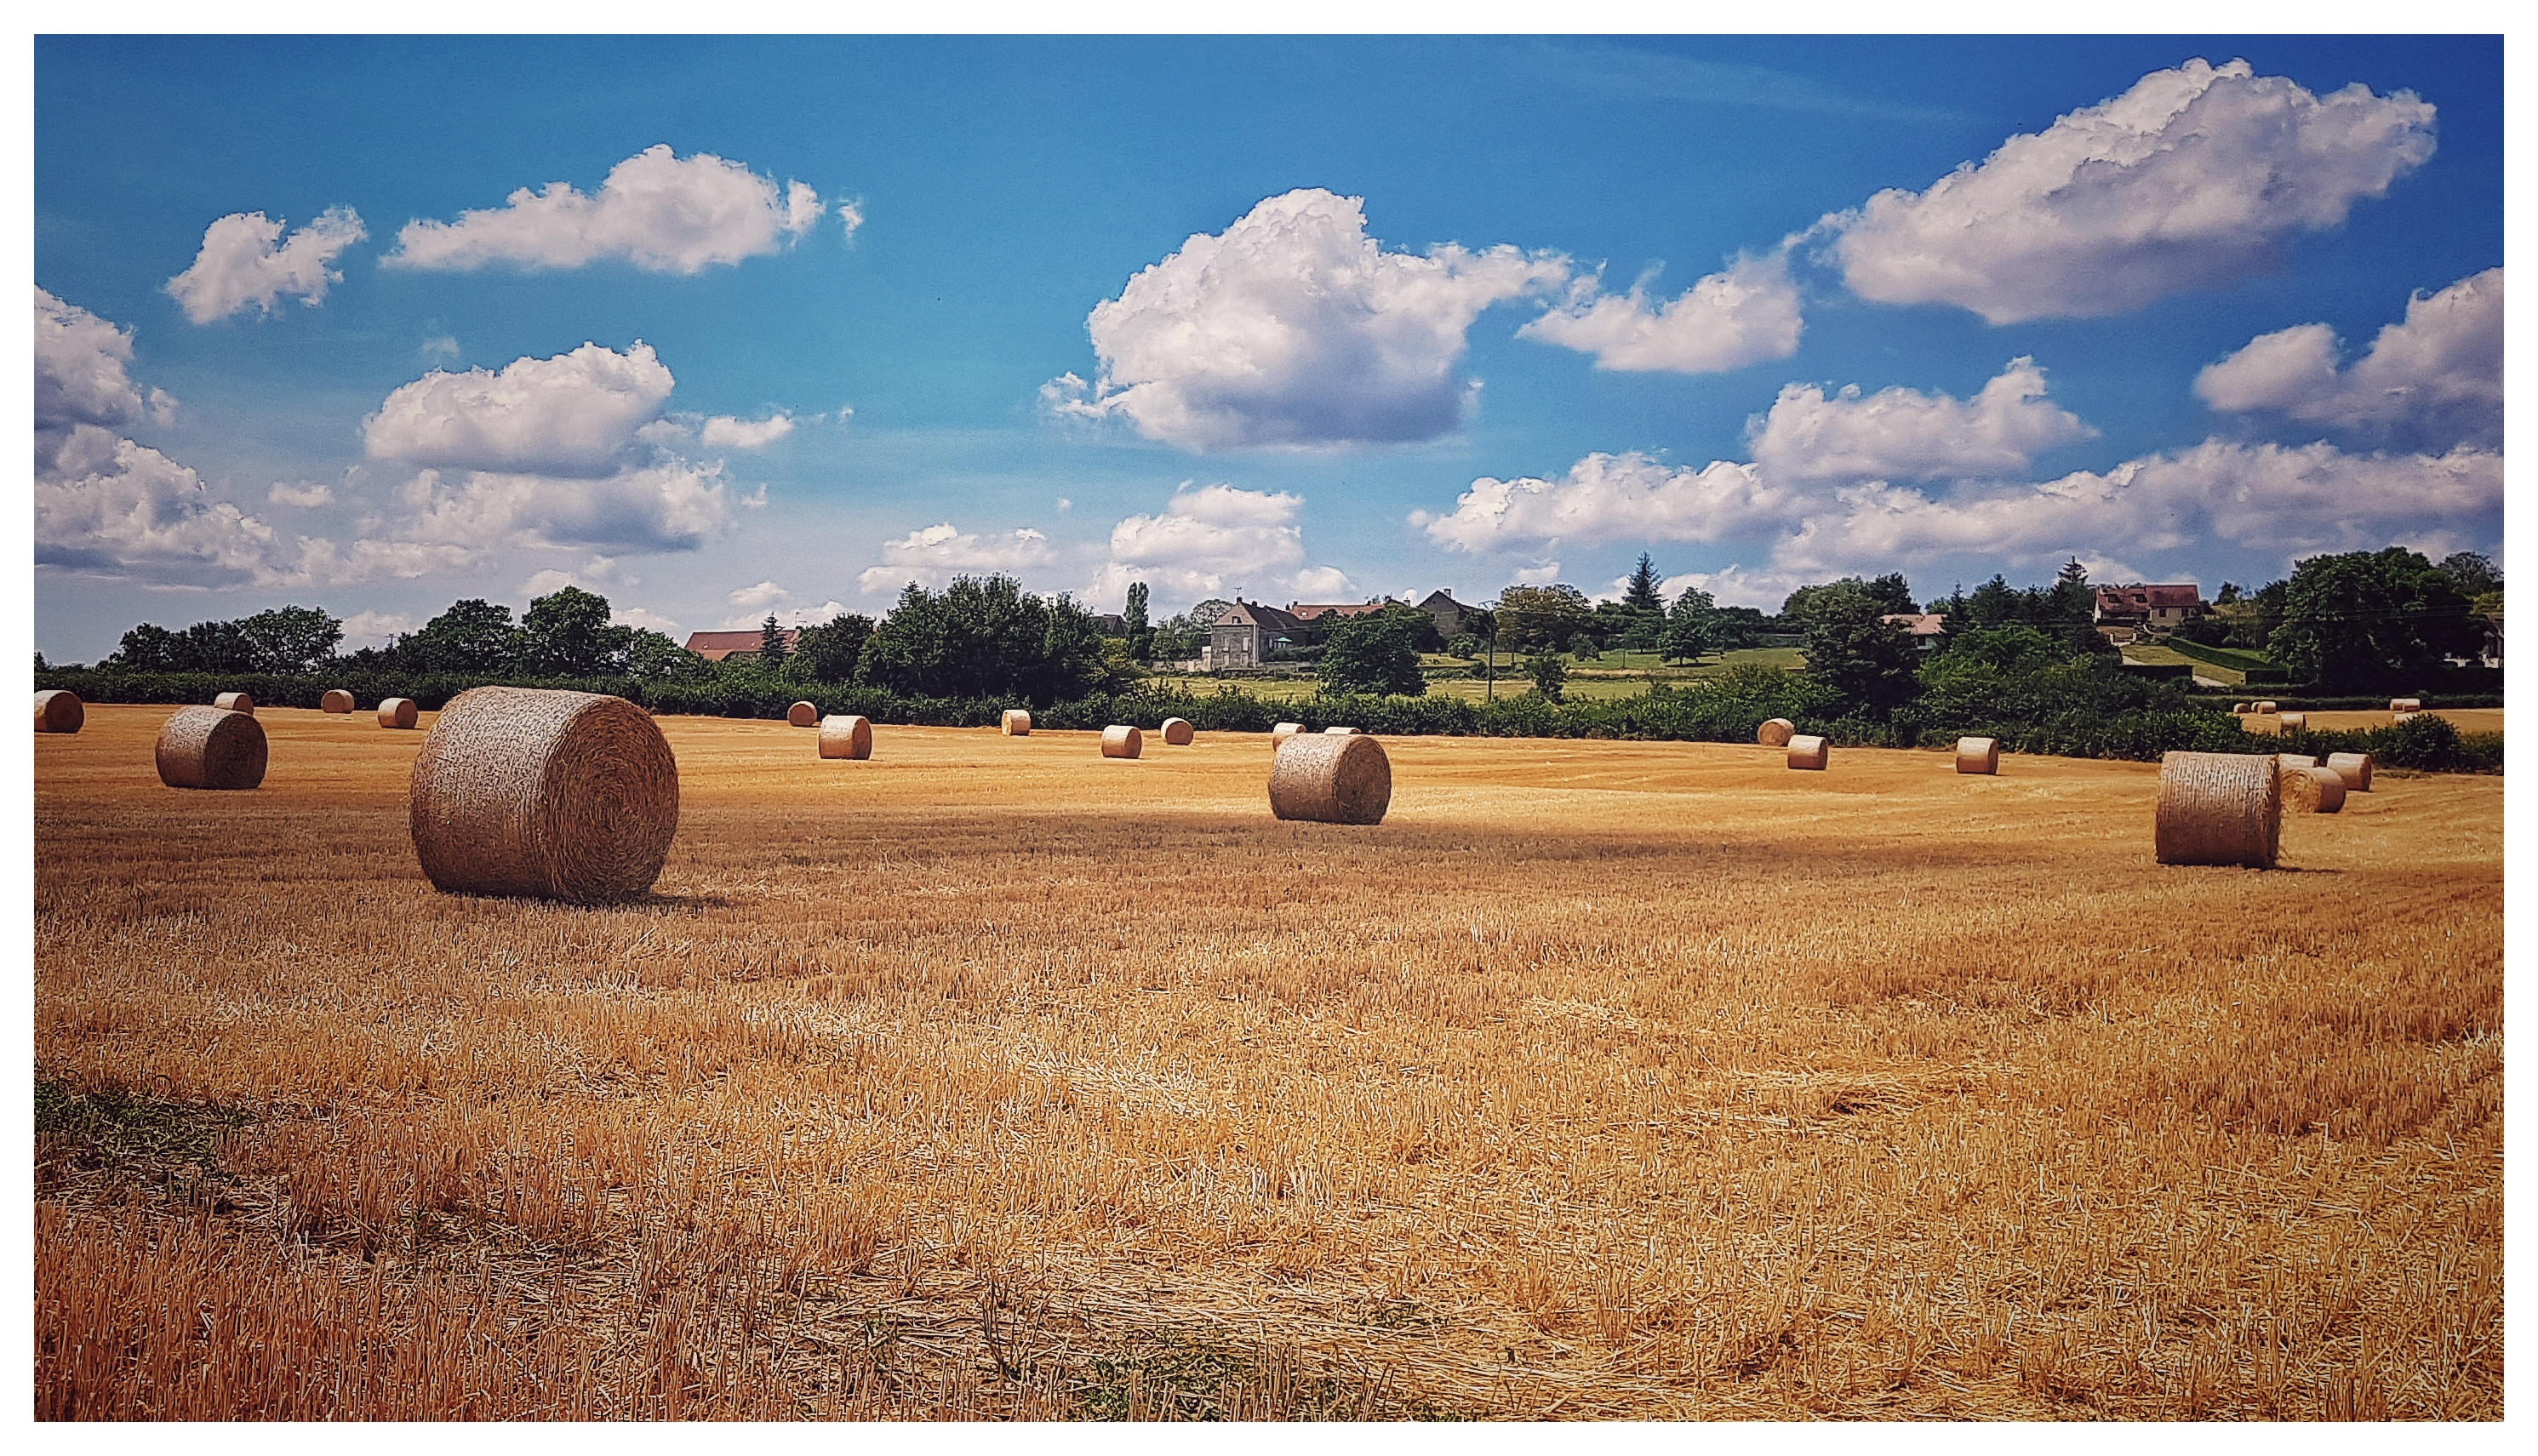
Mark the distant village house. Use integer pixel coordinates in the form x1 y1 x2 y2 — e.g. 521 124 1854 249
2092 584 2204 629
683 629 800 661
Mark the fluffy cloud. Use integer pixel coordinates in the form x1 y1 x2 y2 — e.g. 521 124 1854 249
856 522 1060 595
613 606 684 636
715 581 846 630
164 207 367 323
1748 357 2096 483
1831 59 2437 323
1415 452 1797 554
1290 565 1356 599
339 611 417 648
2195 268 2502 448
385 145 826 274
1056 188 1568 449
1518 253 1802 373
698 413 795 449
1083 483 1312 602
364 341 676 477
35 286 169 436
391 460 733 556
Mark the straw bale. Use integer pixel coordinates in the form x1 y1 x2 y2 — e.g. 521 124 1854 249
377 697 420 729
2230 702 2249 714
2325 751 2374 792
34 690 83 734
1323 726 1362 736
1269 732 1392 825
2254 700 2278 714
1160 717 1195 745
408 686 678 904
788 701 818 728
320 689 355 715
156 705 266 791
818 714 873 760
1758 717 1796 747
1786 734 1828 770
214 691 254 715
1954 736 1998 774
2274 753 2317 770
1101 724 1142 758
2392 711 2418 723
2278 711 2307 730
1272 722 1304 742
1001 709 1032 736
2281 764 2346 814
2390 698 2421 713
2155 751 2280 869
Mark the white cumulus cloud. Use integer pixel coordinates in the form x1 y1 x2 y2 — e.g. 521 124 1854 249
1290 566 1356 599
392 460 732 557
35 286 166 435
164 207 367 323
1415 452 1797 555
339 611 417 648
1748 357 2097 483
727 579 791 613
385 145 826 274
1057 188 1568 449
613 606 684 636
266 481 336 507
1830 59 2437 323
1518 252 1802 373
699 413 795 449
364 341 676 477
856 522 1060 595
1086 483 1309 602
2195 268 2502 448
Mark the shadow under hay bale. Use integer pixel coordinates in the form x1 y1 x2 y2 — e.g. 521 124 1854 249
1269 731 1392 825
378 698 419 729
213 692 254 715
34 690 83 734
156 705 266 790
787 700 818 728
818 715 872 760
1001 709 1031 736
1101 725 1142 758
1160 717 1194 745
1955 736 1998 774
1786 734 1827 770
1758 717 1795 747
320 689 355 714
2157 751 2280 869
2326 751 2375 791
2283 764 2347 814
408 686 678 904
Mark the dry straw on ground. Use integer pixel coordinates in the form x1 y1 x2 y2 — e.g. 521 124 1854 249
1758 718 1795 747
818 716 873 761
321 690 355 715
1161 717 1195 745
35 690 83 734
2282 765 2347 815
2280 712 2308 731
1954 737 1998 775
153 705 266 791
2155 751 2280 868
1002 710 1032 736
789 702 819 728
1272 722 1303 742
2391 698 2422 713
1267 732 1392 825
214 692 254 715
407 687 678 904
1100 725 1142 759
2327 752 2375 791
1786 734 1828 770
377 699 419 730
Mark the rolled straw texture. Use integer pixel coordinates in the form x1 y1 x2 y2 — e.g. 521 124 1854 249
2325 752 2374 792
1160 717 1194 745
1758 718 1796 747
2156 751 2280 869
409 687 678 904
1269 732 1392 825
2254 700 2278 715
1001 709 1032 736
320 689 355 715
2391 698 2421 713
1101 725 1142 758
1323 726 1362 736
156 705 266 791
1955 736 1998 774
788 701 818 728
214 691 254 715
378 698 420 729
2281 764 2346 814
34 690 83 734
2279 711 2307 730
1272 722 1304 742
818 715 872 760
1786 734 1828 770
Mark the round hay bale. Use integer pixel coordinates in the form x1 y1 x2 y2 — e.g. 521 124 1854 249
1160 717 1195 745
818 714 872 760
34 690 83 734
1101 724 1142 759
2281 764 2347 815
1954 736 1998 774
1272 722 1304 742
2392 711 2418 723
2275 753 2318 770
2278 711 2307 731
1786 734 1828 771
2230 701 2249 715
1269 731 1392 825
787 700 818 728
214 691 254 715
156 705 266 790
320 689 355 714
1758 717 1796 747
409 686 678 904
2253 700 2278 715
2156 751 2280 869
1323 726 1362 736
1001 709 1032 736
2390 697 2422 713
378 698 419 729
2325 751 2374 792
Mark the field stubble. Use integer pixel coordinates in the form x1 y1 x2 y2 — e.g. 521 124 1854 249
35 706 2501 1419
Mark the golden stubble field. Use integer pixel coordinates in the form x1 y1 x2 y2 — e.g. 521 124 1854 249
34 705 2501 1419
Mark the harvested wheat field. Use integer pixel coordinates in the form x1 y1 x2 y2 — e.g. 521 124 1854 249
2241 708 2503 734
34 705 2501 1420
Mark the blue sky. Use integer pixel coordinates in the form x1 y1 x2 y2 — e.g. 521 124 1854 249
31 34 2503 660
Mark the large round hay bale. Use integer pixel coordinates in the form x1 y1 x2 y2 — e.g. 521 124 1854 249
1269 731 1392 825
1001 709 1031 736
2390 698 2421 713
1160 717 1195 745
818 714 872 760
1786 734 1828 770
1101 724 1142 758
1955 736 1998 774
2282 764 2347 814
2253 700 2278 715
34 690 83 734
2156 751 2280 869
156 705 266 790
787 700 818 728
320 689 355 714
1758 718 1796 747
1272 722 1304 743
1323 726 1362 736
214 691 254 715
2278 711 2307 731
2325 751 2374 792
408 687 678 904
378 697 419 729
2230 701 2250 715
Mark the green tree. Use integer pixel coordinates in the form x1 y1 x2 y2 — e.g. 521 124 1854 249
857 575 1104 705
1615 553 1668 649
1528 652 1567 702
1495 584 1592 651
1661 585 1717 663
1123 581 1153 662
2438 551 2501 599
176 619 259 673
2268 547 2484 691
517 586 624 677
789 613 873 683
1800 585 1922 718
1784 574 1915 624
620 628 706 681
105 622 188 671
234 606 343 674
1319 613 1427 696
398 599 520 674
755 614 792 668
